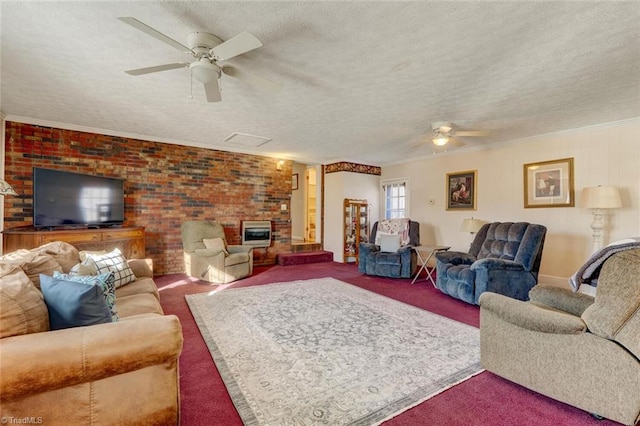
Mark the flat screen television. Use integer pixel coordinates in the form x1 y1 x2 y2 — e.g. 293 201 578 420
33 167 125 229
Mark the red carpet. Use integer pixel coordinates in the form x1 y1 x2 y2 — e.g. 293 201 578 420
156 262 621 426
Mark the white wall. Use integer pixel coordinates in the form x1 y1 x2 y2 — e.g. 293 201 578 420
324 171 380 261
381 118 640 284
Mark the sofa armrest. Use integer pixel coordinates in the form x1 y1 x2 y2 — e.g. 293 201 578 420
528 285 595 317
0 315 183 401
193 248 227 258
471 258 525 272
479 292 587 334
435 251 476 265
227 245 253 254
359 243 379 256
127 258 153 278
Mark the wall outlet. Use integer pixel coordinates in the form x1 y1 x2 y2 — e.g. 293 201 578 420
281 203 288 211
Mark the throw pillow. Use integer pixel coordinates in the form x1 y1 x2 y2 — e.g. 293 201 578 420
83 249 136 288
40 274 112 330
375 231 394 245
32 241 80 273
0 266 49 338
203 238 229 254
53 271 119 322
379 233 402 253
0 249 62 289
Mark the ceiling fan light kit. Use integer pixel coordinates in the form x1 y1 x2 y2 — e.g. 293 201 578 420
118 17 280 102
190 58 221 83
432 133 449 146
428 121 488 148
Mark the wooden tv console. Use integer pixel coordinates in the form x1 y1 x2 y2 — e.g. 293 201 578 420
2 226 145 259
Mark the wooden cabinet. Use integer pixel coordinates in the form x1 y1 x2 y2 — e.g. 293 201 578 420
2 226 145 259
343 199 369 263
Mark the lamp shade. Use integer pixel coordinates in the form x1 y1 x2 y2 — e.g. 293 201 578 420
432 133 449 146
460 218 484 233
581 186 622 209
0 179 18 196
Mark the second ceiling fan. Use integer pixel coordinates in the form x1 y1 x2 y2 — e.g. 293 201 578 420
118 17 281 102
431 122 488 147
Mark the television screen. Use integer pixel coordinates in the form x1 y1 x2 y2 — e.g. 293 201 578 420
33 168 125 228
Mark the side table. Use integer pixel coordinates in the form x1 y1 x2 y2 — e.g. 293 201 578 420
411 245 450 286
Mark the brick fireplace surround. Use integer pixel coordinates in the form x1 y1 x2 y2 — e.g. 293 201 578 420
3 121 292 274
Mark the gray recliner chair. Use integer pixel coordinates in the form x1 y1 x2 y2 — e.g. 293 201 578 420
181 220 253 284
358 220 420 278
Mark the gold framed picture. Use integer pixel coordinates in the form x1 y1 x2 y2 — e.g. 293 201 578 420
523 157 574 208
446 170 477 210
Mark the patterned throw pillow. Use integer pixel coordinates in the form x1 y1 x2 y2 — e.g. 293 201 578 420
53 271 119 322
83 248 136 288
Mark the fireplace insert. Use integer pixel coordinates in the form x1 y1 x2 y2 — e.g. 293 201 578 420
241 220 272 247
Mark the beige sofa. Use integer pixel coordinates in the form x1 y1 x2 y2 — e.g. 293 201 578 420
0 241 183 425
479 248 640 426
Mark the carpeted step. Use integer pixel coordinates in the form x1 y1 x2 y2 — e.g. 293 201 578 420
276 251 334 266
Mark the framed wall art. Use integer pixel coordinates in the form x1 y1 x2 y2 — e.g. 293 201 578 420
292 173 299 190
523 157 574 208
446 170 477 210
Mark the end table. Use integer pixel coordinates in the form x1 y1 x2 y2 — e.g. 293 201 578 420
411 245 450 286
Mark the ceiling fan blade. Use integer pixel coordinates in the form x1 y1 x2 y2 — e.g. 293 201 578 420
222 66 281 93
203 79 222 102
211 31 263 61
118 17 193 54
125 63 188 76
454 130 490 137
449 137 466 148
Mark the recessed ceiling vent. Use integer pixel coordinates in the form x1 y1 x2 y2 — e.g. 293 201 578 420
223 132 272 148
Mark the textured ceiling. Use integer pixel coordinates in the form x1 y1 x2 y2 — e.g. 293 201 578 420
2 1 639 166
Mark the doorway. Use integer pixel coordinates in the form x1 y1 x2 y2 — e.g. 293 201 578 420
305 168 317 242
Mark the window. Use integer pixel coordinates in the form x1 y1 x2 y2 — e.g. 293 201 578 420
382 179 408 219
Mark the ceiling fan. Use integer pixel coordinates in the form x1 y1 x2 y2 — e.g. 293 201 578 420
118 17 281 102
430 122 489 147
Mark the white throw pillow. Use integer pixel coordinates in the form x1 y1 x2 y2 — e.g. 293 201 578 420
83 248 136 288
203 238 229 254
375 232 394 245
379 233 401 253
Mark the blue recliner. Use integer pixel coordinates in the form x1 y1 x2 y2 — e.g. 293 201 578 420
435 222 546 305
358 220 420 278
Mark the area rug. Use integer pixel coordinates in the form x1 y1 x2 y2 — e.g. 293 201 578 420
185 277 482 425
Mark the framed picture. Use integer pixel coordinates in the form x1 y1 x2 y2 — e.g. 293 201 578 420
292 173 299 190
446 170 477 210
523 157 574 208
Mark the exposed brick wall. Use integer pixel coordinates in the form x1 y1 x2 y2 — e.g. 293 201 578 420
3 121 292 274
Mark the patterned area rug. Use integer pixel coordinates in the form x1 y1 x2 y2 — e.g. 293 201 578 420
185 277 481 425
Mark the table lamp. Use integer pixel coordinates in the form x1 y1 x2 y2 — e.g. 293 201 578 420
581 185 622 253
0 179 18 196
460 218 484 235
